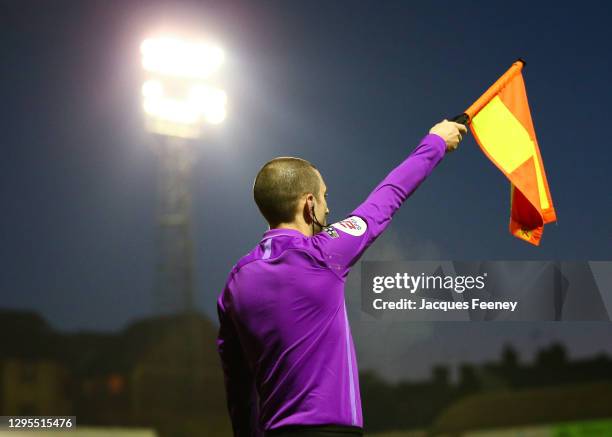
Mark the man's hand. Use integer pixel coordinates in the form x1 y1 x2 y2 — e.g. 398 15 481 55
429 119 468 153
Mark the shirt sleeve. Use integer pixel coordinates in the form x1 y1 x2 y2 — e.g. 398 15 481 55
311 133 446 279
216 286 261 437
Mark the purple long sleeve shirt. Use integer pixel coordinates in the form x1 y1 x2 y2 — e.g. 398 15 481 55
217 134 446 436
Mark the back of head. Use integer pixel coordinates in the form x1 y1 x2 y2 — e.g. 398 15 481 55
253 157 320 227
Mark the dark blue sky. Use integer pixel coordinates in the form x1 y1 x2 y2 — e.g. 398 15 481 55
2 1 611 379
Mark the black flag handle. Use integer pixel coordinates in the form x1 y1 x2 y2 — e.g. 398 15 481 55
450 113 470 126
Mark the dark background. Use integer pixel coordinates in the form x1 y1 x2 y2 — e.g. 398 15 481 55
1 2 611 434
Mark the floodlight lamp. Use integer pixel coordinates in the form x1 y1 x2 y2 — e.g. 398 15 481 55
140 37 224 79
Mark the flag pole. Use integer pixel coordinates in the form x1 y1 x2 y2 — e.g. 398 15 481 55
450 58 526 126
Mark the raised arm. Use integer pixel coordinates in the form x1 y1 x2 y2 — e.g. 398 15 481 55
311 121 466 279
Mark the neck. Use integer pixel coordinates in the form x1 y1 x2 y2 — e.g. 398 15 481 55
273 221 314 237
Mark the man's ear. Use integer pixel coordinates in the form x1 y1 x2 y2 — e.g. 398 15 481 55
302 194 315 223
306 194 315 211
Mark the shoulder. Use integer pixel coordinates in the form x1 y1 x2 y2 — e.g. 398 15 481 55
224 248 260 287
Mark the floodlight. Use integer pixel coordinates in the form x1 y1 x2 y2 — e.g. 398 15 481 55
140 37 224 79
141 35 227 137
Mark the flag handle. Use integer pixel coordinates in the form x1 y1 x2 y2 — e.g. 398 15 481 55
450 113 470 126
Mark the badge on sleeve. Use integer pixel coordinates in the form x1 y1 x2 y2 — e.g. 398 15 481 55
323 226 339 238
332 216 367 236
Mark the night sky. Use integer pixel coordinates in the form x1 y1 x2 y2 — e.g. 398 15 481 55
2 0 611 380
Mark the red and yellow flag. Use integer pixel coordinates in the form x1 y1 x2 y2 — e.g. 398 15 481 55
463 60 556 246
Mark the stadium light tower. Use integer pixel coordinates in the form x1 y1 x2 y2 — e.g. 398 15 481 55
140 36 226 316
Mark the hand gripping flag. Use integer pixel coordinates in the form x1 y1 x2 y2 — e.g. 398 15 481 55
453 59 557 246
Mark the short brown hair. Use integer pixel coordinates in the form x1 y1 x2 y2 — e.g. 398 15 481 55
253 157 321 226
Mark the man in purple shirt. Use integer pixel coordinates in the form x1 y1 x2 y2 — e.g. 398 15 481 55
217 120 467 436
